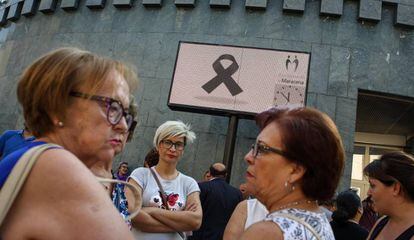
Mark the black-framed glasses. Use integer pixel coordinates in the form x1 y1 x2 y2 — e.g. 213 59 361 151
70 92 133 129
161 140 185 151
251 142 289 159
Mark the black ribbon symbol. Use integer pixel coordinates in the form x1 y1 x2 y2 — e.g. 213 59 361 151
202 54 243 96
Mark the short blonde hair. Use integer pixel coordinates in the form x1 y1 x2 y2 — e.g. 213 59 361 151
153 120 196 147
17 47 138 137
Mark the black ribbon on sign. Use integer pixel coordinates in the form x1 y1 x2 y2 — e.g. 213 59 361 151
202 54 243 96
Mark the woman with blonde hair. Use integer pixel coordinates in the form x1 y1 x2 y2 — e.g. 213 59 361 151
126 120 202 239
0 47 137 239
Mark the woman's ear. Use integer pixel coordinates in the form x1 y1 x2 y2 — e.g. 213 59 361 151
392 181 402 197
358 206 363 215
289 163 306 183
50 114 63 128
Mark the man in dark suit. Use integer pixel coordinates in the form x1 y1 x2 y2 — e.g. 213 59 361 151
191 163 243 240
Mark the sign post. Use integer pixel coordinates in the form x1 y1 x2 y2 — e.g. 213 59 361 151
223 115 238 182
168 41 311 182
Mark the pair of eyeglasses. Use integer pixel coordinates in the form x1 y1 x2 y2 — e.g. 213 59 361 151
161 140 185 151
70 92 134 129
251 142 289 159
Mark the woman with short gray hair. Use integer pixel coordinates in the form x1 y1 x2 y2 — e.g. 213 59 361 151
126 120 202 240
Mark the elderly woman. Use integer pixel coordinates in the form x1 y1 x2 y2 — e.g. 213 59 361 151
110 97 139 229
126 120 202 239
240 107 344 240
0 48 137 239
364 151 414 240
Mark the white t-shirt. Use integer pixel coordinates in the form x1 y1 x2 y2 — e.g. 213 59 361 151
245 199 268 229
129 167 200 240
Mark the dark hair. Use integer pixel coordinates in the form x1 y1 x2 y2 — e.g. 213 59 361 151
255 107 345 201
126 95 138 142
209 164 227 177
362 196 374 209
118 161 128 169
364 151 414 201
144 148 159 168
332 190 361 224
319 198 336 208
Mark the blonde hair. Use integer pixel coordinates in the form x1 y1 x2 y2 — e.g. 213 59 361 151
153 120 196 147
17 47 138 137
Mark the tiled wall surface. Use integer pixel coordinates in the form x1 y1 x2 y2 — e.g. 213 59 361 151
0 0 413 189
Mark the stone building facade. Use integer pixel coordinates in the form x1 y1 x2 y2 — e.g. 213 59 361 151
0 0 413 189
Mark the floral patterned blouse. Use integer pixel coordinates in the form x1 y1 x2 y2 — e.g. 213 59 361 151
265 208 335 240
112 182 131 230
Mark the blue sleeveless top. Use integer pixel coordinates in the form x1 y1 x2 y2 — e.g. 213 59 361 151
0 141 48 188
0 130 35 160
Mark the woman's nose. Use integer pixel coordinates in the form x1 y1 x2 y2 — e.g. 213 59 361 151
115 116 129 133
244 149 254 165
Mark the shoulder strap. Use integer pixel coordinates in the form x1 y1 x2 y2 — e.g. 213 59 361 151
396 224 414 240
367 215 388 240
0 143 59 225
149 167 165 193
271 212 323 240
148 167 185 240
95 177 141 221
149 167 170 211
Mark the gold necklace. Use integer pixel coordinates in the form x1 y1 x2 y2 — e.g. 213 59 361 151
273 199 318 211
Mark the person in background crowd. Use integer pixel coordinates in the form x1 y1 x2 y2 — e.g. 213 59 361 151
239 183 253 200
112 161 132 228
358 196 378 231
116 162 130 181
192 163 243 240
364 151 414 240
224 182 268 240
202 170 211 182
239 107 344 240
0 126 35 159
330 189 368 240
319 198 336 221
126 120 202 240
0 47 137 239
144 147 159 168
111 97 139 229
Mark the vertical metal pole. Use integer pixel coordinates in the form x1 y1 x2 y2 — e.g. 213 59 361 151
223 115 238 183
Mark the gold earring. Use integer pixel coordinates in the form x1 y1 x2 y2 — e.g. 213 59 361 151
58 121 64 127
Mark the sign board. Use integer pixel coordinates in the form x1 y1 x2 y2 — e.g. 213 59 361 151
168 42 311 117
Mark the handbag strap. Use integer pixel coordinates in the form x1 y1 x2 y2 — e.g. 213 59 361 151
149 167 170 210
149 167 185 239
271 212 323 240
0 143 59 225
